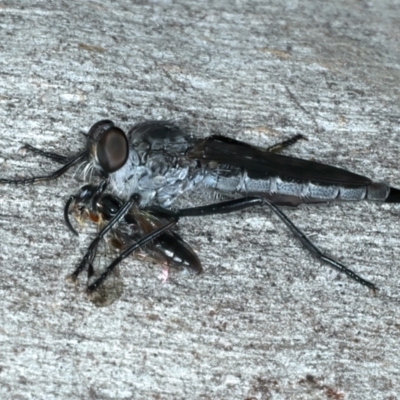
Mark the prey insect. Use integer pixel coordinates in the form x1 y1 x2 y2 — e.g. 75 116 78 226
65 183 202 305
2 119 399 293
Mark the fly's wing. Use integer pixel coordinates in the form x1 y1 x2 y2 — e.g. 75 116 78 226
70 211 124 308
66 205 124 307
85 235 124 308
78 205 200 307
187 135 372 187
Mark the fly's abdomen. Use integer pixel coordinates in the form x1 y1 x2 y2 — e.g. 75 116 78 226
203 169 391 206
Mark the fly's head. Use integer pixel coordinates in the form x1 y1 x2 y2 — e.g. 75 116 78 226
87 120 129 177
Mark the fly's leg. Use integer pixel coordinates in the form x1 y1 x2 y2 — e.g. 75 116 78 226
87 218 178 294
20 144 70 164
0 150 88 185
266 134 306 153
261 200 378 293
178 197 378 293
66 193 142 284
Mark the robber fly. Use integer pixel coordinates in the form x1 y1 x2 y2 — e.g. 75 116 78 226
1 119 399 293
65 180 372 303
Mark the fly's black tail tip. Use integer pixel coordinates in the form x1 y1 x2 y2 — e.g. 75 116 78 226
385 187 400 203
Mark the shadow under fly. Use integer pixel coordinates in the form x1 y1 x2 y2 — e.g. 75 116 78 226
1 119 400 296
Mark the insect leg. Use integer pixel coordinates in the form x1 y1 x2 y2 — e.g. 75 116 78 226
177 197 378 292
87 218 178 293
261 200 378 293
266 134 306 153
20 144 70 164
64 195 78 236
0 150 88 185
64 181 108 236
67 192 141 283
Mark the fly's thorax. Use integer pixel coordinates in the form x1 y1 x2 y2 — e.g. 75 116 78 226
128 120 190 149
108 143 197 207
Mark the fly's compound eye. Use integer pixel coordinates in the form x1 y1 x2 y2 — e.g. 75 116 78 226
96 127 129 173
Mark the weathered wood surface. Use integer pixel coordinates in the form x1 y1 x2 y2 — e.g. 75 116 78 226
1 1 400 399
